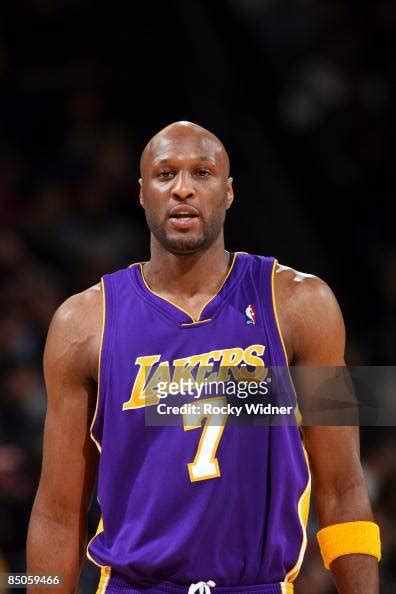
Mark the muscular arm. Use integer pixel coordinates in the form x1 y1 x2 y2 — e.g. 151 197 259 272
275 265 379 594
26 285 102 594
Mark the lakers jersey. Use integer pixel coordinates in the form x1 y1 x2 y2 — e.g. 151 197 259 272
87 253 310 594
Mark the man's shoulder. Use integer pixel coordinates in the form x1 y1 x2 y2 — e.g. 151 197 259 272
47 283 103 360
44 283 103 380
53 283 103 330
51 260 141 336
241 253 333 308
273 263 345 364
274 262 330 304
274 261 342 322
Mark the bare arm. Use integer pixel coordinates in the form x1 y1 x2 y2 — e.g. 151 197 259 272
275 265 379 594
26 285 102 594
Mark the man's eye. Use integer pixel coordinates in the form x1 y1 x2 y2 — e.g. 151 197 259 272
158 170 175 179
196 169 211 177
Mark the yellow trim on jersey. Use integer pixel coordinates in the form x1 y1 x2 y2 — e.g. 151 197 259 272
196 252 237 320
95 566 111 594
86 516 112 571
284 447 311 583
89 278 106 453
271 258 311 583
139 262 197 321
270 258 302 426
129 261 146 268
180 318 212 326
270 259 289 364
138 252 238 323
280 582 294 594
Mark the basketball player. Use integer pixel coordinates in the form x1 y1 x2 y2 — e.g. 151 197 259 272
27 122 380 594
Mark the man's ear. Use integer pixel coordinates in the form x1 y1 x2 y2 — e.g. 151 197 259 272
226 177 234 209
139 178 144 207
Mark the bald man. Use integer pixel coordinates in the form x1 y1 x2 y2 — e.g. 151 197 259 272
27 122 379 594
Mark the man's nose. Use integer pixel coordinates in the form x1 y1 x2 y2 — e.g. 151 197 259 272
171 172 195 200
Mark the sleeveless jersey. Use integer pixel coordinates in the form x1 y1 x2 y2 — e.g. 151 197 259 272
87 253 311 594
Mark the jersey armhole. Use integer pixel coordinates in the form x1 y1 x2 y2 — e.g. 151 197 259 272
269 258 303 423
270 261 311 583
270 259 290 365
90 276 114 452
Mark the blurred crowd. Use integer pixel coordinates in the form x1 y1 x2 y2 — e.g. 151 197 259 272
0 1 395 593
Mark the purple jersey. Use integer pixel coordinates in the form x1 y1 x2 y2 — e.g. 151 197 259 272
87 253 310 594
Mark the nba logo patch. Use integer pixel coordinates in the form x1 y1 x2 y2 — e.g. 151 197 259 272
245 304 256 325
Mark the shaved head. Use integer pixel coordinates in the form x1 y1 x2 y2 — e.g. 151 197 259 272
138 120 234 255
140 121 230 178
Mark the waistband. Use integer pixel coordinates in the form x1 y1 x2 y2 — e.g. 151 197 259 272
98 569 294 594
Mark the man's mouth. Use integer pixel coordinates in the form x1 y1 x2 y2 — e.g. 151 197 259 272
169 213 199 221
168 206 200 229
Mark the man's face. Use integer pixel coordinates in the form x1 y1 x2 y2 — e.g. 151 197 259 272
139 132 234 254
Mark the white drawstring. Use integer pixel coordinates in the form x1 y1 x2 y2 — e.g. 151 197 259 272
188 580 216 594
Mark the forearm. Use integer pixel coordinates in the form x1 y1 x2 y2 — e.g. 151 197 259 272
27 506 86 594
330 554 379 594
315 475 373 526
315 479 379 594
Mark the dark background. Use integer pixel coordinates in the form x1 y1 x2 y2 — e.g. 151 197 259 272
0 1 395 593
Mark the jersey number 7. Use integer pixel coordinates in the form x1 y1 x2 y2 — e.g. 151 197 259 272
183 397 228 482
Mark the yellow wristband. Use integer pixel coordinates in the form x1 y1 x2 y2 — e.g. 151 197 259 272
317 521 381 569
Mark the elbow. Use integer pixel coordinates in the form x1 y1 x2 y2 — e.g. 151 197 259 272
314 475 374 526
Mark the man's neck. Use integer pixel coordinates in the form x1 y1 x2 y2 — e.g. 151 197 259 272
143 239 231 300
